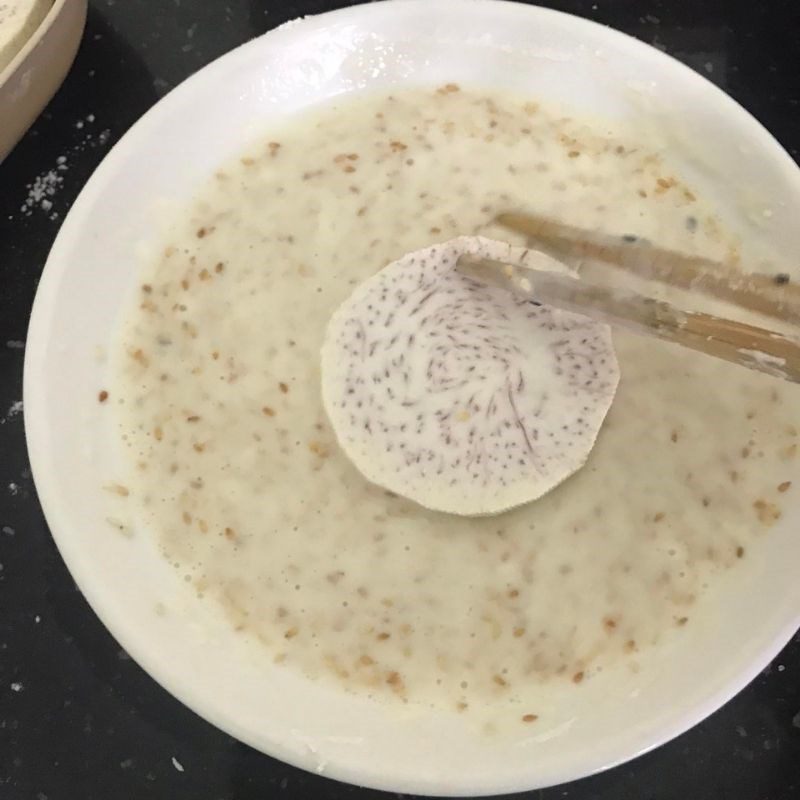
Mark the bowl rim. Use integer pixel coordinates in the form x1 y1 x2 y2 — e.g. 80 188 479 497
0 0 80 83
23 1 800 795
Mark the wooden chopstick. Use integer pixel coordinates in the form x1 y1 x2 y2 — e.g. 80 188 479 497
457 254 800 384
495 211 800 325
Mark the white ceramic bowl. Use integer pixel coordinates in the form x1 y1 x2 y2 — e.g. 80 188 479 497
24 1 800 795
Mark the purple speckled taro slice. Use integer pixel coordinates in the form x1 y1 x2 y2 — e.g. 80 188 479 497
321 236 620 515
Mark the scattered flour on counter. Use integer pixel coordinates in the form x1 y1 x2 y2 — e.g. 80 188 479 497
20 168 65 218
16 118 111 221
8 483 19 495
171 756 185 773
10 682 23 692
4 400 23 422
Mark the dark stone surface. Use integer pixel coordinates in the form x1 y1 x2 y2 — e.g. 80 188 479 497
1 2 798 798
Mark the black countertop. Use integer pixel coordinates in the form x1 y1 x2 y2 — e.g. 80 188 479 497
1 2 799 798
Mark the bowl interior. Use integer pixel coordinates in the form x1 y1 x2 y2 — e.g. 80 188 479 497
24 1 800 795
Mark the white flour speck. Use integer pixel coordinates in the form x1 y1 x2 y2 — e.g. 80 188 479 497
8 483 20 496
6 340 24 350
10 682 23 692
34 615 41 623
2 526 14 536
7 400 23 419
171 756 184 772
